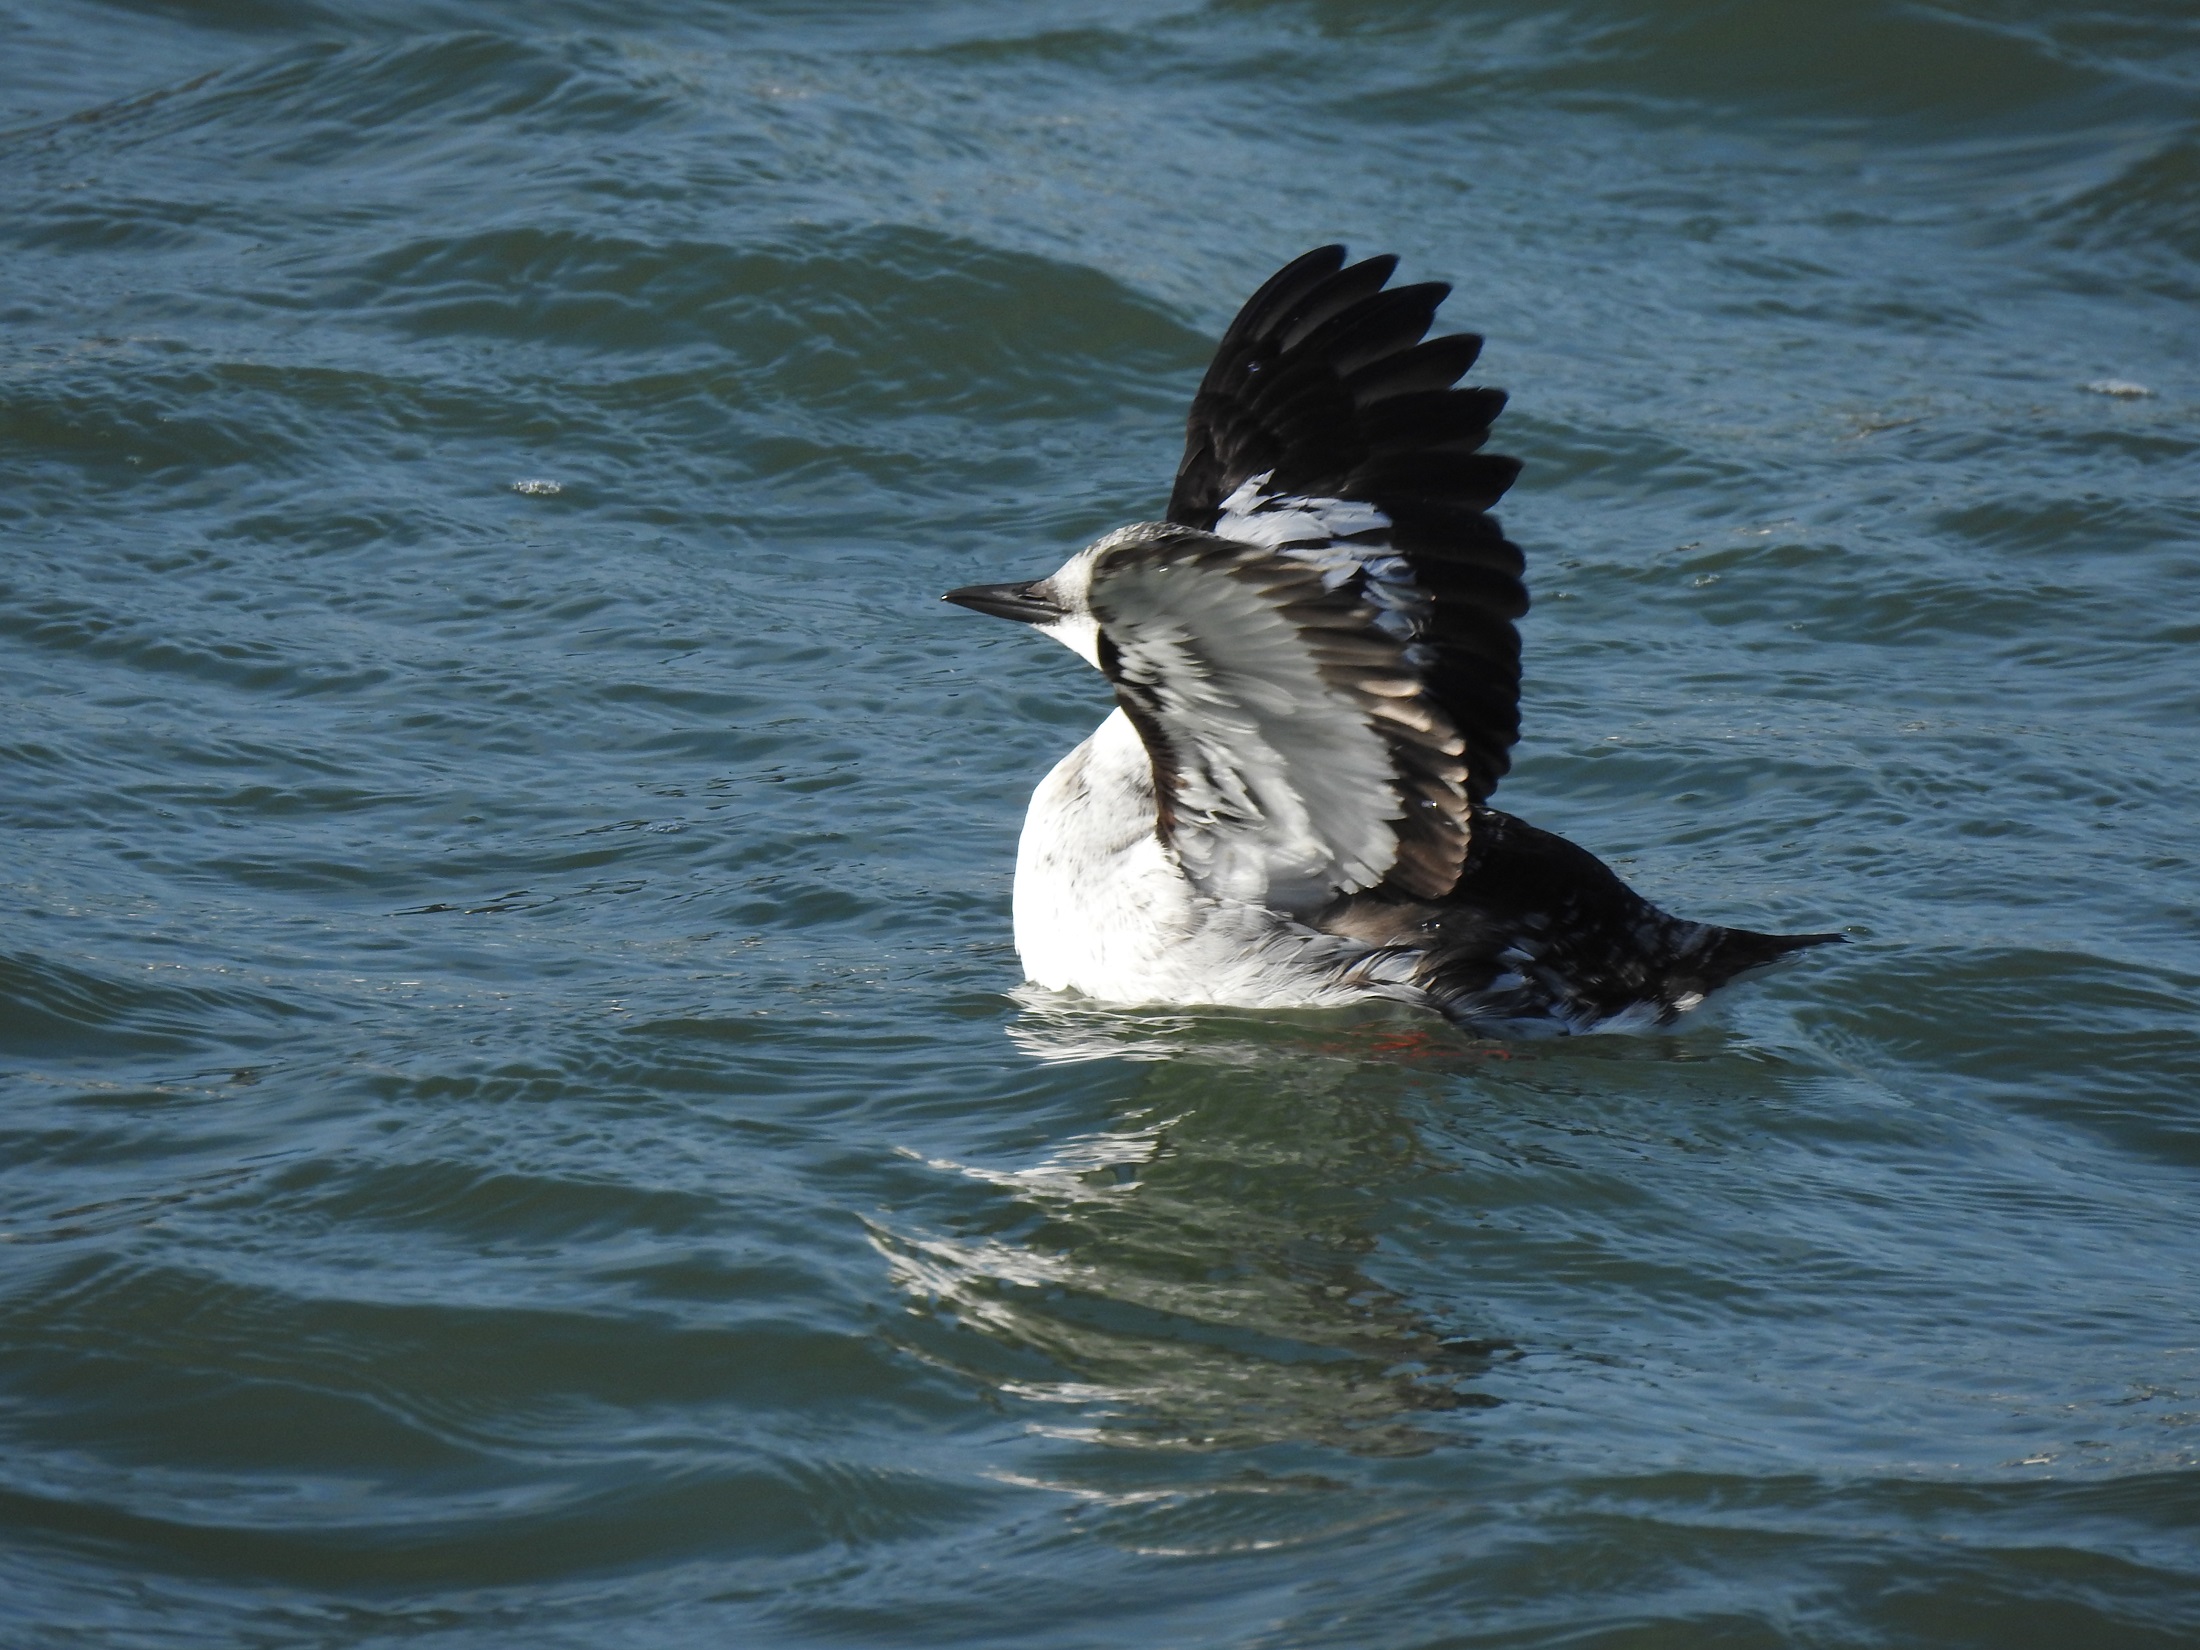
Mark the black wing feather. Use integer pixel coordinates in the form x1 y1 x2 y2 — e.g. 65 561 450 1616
1277 256 1399 349
1344 334 1485 404
1165 248 1526 833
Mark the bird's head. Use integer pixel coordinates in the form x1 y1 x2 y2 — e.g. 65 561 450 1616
942 541 1105 669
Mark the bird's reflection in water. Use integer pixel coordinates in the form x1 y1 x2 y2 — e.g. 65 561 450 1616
873 997 1523 1462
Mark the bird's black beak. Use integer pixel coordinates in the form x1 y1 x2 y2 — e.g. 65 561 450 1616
942 580 1064 624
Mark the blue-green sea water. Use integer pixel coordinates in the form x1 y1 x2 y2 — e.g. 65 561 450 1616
4 2 2199 1644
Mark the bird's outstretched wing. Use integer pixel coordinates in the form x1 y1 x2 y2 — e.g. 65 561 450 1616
1165 246 1527 831
1088 525 1474 911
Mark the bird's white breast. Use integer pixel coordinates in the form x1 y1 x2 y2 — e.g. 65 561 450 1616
1012 709 1410 1009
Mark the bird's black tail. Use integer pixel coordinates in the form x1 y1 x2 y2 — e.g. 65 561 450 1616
1694 926 1846 993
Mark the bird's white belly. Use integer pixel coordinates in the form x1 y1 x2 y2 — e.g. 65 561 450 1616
1011 711 1392 1010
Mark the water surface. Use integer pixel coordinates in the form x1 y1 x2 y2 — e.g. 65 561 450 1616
3 1 2199 1644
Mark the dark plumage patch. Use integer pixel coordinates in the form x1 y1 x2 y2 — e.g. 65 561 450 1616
1167 246 1527 826
1323 808 1845 1031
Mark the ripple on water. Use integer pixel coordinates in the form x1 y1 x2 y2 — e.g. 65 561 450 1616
0 950 321 1063
3 0 2200 1644
2049 134 2200 278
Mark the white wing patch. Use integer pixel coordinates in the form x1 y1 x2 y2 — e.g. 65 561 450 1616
1098 552 1399 909
1214 472 1390 557
1082 523 1478 910
1213 472 1431 650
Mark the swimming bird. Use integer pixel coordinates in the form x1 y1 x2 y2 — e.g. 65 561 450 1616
945 246 1840 1033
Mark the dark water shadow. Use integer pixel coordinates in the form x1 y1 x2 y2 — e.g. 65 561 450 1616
872 1001 1531 1461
